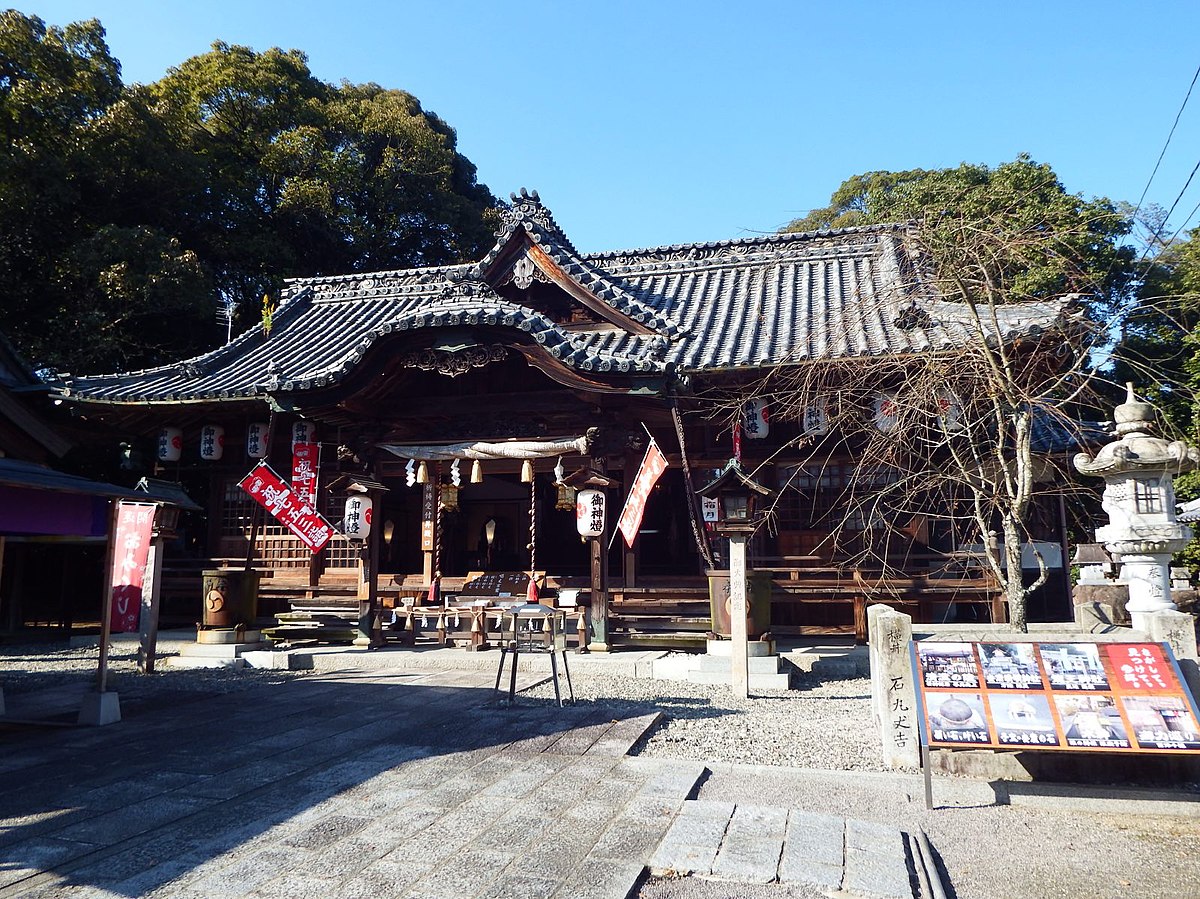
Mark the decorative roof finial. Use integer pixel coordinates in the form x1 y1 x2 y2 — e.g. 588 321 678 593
1113 382 1154 437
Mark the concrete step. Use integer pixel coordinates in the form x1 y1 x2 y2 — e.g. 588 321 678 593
166 656 246 670
686 670 792 690
697 654 782 675
176 642 267 659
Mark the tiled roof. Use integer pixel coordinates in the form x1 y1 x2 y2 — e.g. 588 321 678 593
60 192 1069 405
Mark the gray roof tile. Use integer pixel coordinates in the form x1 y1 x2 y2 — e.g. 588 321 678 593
61 194 1068 405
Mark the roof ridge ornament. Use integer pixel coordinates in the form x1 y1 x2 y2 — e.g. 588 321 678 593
501 187 558 237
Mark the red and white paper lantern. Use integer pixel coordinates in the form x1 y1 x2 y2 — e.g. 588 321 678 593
157 427 183 462
343 494 373 540
292 420 316 447
742 399 769 439
199 424 225 461
246 422 269 459
576 488 606 538
873 392 899 433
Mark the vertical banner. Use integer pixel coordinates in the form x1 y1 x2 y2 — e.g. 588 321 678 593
421 482 436 551
292 442 319 508
617 439 668 548
110 502 156 633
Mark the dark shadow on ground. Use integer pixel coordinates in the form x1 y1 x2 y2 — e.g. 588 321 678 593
0 667 731 896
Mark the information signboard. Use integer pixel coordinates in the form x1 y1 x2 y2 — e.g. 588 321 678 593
911 641 1200 754
239 462 335 553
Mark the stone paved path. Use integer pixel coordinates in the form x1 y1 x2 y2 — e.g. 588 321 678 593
1 666 924 899
0 668 701 898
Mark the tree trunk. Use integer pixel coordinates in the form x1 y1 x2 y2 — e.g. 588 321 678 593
1002 517 1028 632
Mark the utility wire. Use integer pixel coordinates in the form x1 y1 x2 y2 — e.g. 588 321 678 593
1132 62 1200 221
1133 61 1200 272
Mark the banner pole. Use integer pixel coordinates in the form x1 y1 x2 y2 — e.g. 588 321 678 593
96 500 121 693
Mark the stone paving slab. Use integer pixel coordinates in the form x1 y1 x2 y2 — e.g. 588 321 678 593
647 800 917 897
0 667 697 899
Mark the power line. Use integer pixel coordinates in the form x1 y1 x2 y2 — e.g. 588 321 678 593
1131 61 1200 221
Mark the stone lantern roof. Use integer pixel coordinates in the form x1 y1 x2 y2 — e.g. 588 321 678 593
1073 384 1200 478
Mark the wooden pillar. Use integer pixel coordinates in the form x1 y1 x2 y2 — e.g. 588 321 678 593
355 489 384 649
622 451 638 588
138 533 165 673
588 534 610 651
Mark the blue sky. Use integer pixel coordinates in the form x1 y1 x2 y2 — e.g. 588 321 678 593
20 1 1200 254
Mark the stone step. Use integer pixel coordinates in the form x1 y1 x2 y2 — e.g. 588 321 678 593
783 653 866 678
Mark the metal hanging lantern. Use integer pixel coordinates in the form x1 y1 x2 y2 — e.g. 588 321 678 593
246 422 269 459
157 427 183 462
576 488 605 537
555 482 576 511
343 494 373 540
199 424 225 461
440 484 460 511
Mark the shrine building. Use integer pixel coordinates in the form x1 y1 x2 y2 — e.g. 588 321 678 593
54 190 1074 645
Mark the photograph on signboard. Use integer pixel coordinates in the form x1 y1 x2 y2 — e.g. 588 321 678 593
978 643 1043 690
917 642 980 689
988 693 1060 747
1121 696 1200 750
1053 694 1130 748
924 691 990 744
1039 643 1110 691
1104 643 1175 692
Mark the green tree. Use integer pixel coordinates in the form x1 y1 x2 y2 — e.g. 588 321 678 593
0 18 499 373
785 155 1136 319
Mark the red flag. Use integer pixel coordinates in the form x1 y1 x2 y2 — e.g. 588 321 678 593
109 502 156 633
617 439 669 548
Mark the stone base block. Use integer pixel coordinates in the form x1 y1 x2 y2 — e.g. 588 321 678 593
705 638 776 658
78 690 121 726
197 628 262 644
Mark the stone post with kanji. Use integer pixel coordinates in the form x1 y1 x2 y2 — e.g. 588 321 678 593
1074 384 1200 632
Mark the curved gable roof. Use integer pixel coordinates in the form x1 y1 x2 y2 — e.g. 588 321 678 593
58 192 1068 405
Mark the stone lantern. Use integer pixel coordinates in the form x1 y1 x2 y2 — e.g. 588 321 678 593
1073 384 1200 630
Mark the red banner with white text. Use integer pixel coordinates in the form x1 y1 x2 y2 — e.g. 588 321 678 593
109 501 156 633
292 442 319 508
617 439 668 548
239 462 335 553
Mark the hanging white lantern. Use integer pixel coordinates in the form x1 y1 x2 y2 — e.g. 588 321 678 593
199 424 225 461
801 396 829 436
936 389 964 433
343 494 373 540
742 399 769 439
157 427 183 462
246 422 269 459
576 488 605 537
873 392 900 433
292 420 316 447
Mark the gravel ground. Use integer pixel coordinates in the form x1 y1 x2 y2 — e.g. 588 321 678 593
523 670 887 771
0 637 311 718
